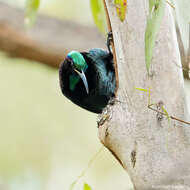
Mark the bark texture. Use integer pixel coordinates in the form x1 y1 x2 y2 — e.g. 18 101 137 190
99 1 190 189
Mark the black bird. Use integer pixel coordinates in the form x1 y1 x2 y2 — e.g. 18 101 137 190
59 33 116 113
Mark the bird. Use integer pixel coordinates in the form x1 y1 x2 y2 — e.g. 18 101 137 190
59 32 116 113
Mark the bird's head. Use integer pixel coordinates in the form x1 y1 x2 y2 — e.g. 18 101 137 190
65 51 89 94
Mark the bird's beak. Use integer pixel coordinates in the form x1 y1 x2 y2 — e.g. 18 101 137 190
74 69 89 94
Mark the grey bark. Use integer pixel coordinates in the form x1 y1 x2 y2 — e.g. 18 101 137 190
99 1 190 189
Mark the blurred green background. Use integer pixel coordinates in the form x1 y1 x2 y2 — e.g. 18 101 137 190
0 0 133 189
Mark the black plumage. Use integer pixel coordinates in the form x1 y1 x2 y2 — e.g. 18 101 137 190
59 33 116 113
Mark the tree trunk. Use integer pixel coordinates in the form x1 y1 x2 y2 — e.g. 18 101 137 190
99 1 190 189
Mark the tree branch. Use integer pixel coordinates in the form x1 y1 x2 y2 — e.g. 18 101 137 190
0 2 105 67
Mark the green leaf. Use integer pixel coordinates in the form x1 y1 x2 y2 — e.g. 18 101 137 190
145 0 165 74
114 0 127 22
135 87 148 92
161 106 171 123
83 183 92 190
135 87 152 104
25 0 40 27
90 0 107 34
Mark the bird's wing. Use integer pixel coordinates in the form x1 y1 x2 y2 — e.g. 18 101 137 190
88 48 109 59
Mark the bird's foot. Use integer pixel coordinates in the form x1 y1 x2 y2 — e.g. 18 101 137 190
109 96 125 105
97 97 114 128
108 96 116 105
107 31 113 55
97 112 111 128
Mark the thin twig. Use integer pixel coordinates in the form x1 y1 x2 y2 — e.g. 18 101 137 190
148 104 190 125
69 146 104 190
103 0 119 94
166 0 175 9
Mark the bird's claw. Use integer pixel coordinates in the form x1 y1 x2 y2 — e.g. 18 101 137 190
97 113 110 128
107 31 113 55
